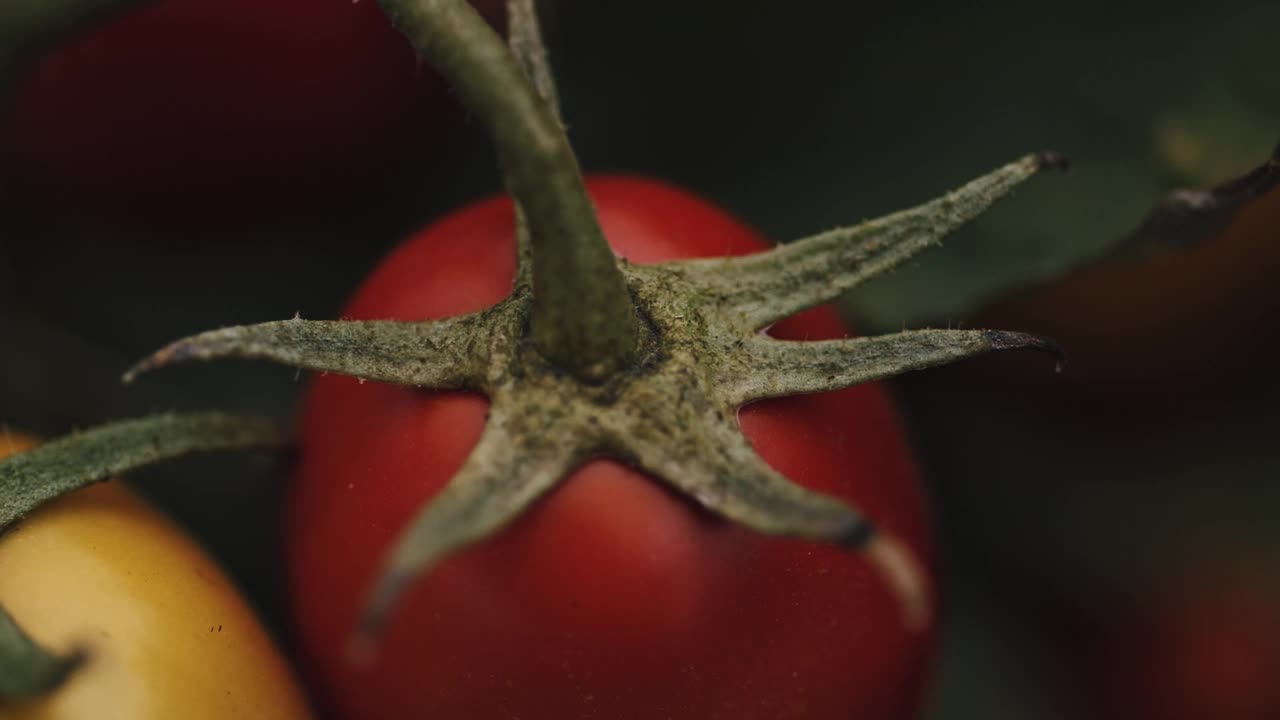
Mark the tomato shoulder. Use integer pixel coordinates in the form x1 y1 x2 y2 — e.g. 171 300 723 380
0 433 311 720
290 177 935 719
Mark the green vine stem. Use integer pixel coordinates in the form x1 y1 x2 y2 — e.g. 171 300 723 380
506 0 561 123
0 412 282 698
0 412 285 533
0 604 84 702
505 0 561 303
378 0 639 382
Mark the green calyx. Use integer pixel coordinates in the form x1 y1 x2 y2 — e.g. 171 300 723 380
121 0 1066 656
0 604 83 702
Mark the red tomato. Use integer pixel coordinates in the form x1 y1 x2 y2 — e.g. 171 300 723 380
2 0 490 223
289 178 936 719
1061 549 1280 720
979 187 1280 391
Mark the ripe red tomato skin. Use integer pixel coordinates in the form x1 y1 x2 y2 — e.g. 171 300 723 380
1055 550 1280 720
289 177 937 719
1 0 478 222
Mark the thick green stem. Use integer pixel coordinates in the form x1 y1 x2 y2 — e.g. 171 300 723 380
506 0 561 123
506 0 560 298
0 413 284 533
377 0 638 382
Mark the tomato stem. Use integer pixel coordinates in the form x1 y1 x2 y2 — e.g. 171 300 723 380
0 413 285 534
378 0 640 382
505 0 558 309
506 0 562 124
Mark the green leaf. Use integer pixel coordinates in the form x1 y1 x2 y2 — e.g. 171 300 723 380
0 412 285 534
0 604 83 701
830 3 1280 330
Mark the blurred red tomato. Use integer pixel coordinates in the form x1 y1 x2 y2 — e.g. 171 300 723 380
289 178 937 720
1060 548 1280 720
980 187 1280 391
1 0 499 224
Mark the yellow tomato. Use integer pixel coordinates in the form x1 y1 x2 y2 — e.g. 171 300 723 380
0 432 312 719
